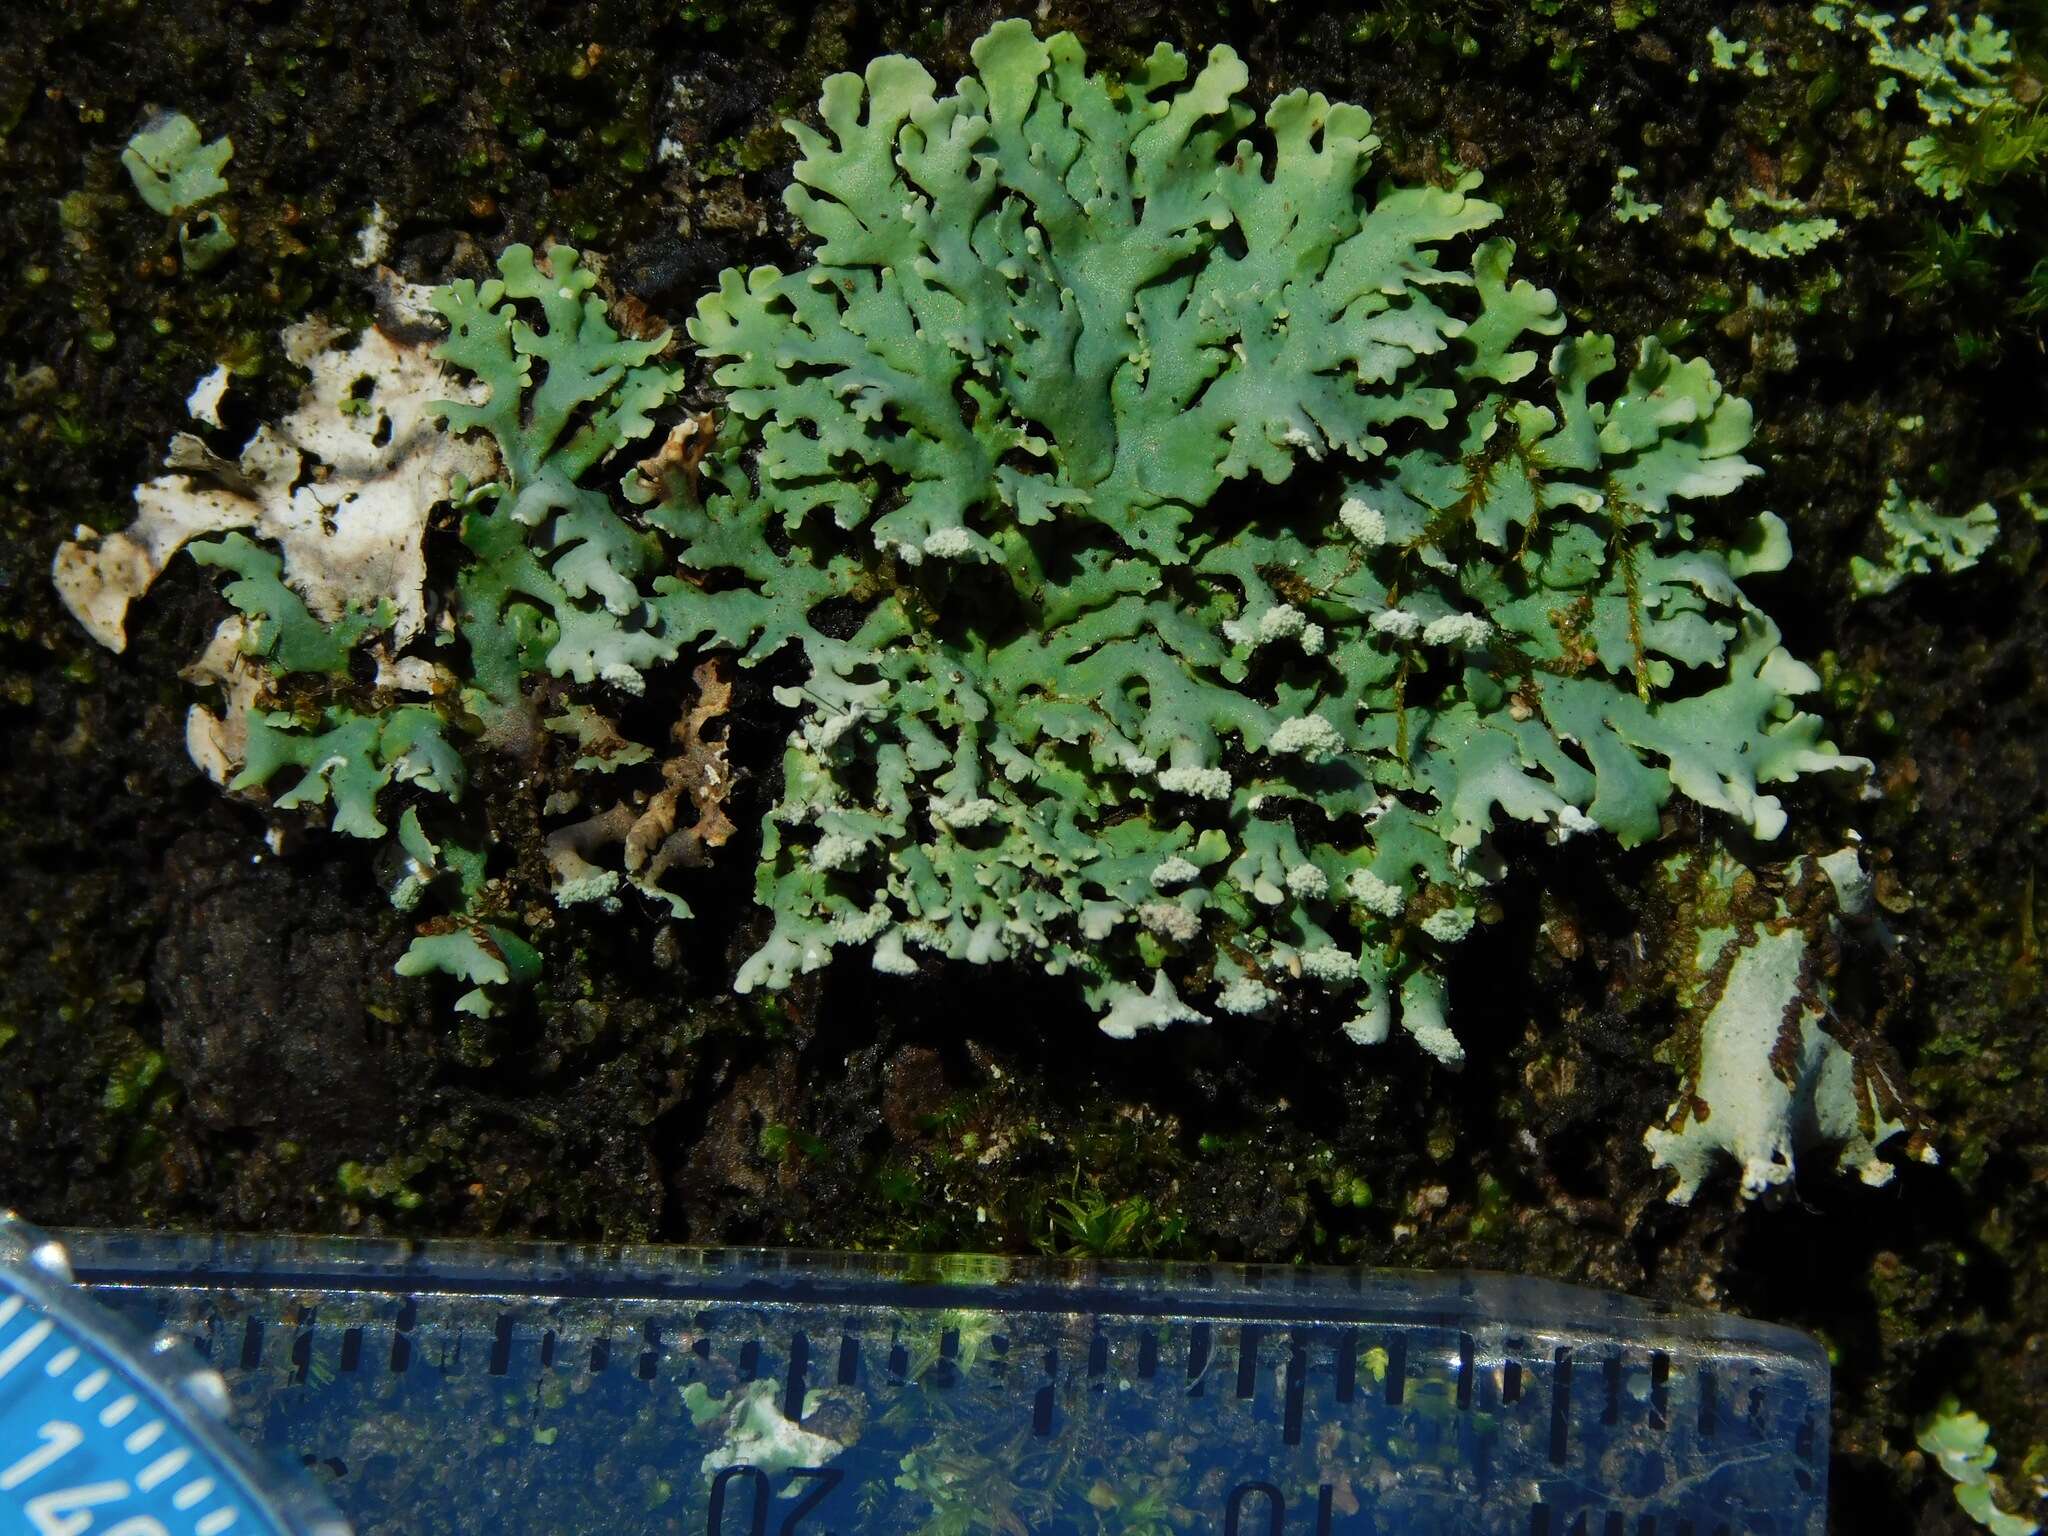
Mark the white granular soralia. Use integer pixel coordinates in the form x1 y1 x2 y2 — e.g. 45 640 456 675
1347 867 1405 916
1138 901 1202 943
1299 945 1356 982
1157 764 1232 799
1338 496 1387 545
1268 715 1344 762
1422 612 1492 647
1285 863 1329 899
1215 976 1276 1015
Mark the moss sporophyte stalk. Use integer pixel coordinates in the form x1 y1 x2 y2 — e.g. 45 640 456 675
55 21 1911 1203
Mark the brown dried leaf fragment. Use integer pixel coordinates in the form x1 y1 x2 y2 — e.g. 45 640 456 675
634 412 717 502
628 656 737 887
541 657 737 914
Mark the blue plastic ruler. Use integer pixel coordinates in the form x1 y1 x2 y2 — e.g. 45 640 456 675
12 1227 1828 1535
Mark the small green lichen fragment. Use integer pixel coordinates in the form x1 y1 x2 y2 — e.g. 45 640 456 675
1918 1399 2042 1536
121 111 232 217
395 924 542 1018
1611 165 1663 223
1849 479 2000 596
234 703 463 839
188 532 391 674
1851 7 2014 126
680 1380 845 1483
1706 195 1841 259
1826 3 2037 202
1707 27 1770 76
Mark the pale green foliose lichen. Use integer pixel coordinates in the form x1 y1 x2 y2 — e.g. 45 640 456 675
1816 1 2031 201
647 20 1865 1052
121 110 236 271
1704 193 1842 260
122 110 232 216
681 1381 847 1483
1918 1399 2043 1536
1644 844 1924 1202
1609 165 1663 225
1850 478 2000 596
76 21 1871 1052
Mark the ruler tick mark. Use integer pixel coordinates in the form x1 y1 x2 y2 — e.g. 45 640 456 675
1282 1338 1306 1446
1137 1330 1157 1381
1236 1324 1261 1399
1697 1366 1718 1438
340 1326 362 1373
125 1418 166 1455
784 1332 810 1419
1186 1322 1210 1397
1385 1336 1407 1406
1604 1353 1623 1426
0 1317 53 1380
739 1338 760 1381
1335 1330 1355 1404
1457 1333 1475 1411
1033 1348 1056 1437
1549 1348 1573 1465
1649 1350 1669 1430
137 1447 190 1491
390 1298 416 1374
836 1332 858 1386
490 1313 513 1376
638 1320 660 1381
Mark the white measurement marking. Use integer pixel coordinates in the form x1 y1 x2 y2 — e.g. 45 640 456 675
72 1368 109 1403
0 1419 85 1490
123 1419 165 1455
23 1478 127 1531
98 1393 138 1428
45 1345 80 1377
197 1508 240 1535
0 1317 53 1381
173 1476 216 1510
136 1447 190 1491
0 1294 21 1328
